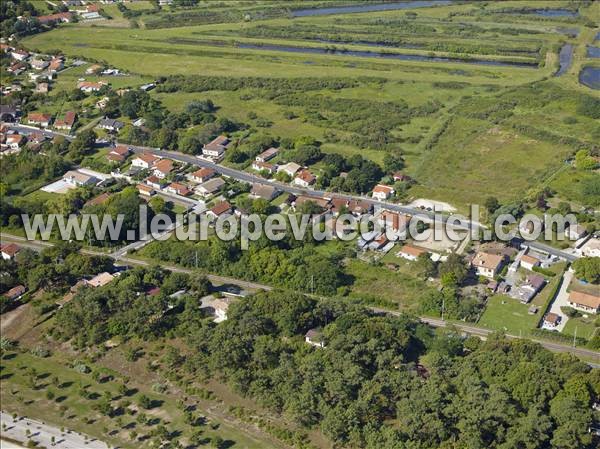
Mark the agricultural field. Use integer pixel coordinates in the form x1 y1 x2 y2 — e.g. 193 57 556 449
21 0 600 209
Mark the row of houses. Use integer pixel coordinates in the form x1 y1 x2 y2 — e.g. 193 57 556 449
26 111 77 131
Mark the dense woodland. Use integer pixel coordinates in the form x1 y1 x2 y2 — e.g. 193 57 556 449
52 278 600 449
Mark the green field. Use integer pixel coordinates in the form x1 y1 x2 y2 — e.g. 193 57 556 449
20 1 600 209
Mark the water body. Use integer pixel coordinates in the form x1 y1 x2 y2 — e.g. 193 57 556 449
291 0 451 17
555 44 573 76
556 27 579 37
530 9 578 17
236 42 537 68
587 46 600 59
579 67 600 90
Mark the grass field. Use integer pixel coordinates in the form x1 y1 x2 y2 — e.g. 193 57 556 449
0 337 292 449
20 0 599 209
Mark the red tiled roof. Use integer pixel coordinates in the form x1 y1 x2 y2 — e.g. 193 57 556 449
210 201 232 216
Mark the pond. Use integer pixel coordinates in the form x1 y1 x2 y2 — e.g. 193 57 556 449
236 42 538 68
587 46 600 59
555 44 573 77
530 9 578 17
579 67 600 90
291 0 451 17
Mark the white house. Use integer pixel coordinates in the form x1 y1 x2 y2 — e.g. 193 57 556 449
189 167 215 183
294 169 316 188
372 184 394 201
196 177 225 198
277 162 301 178
256 147 278 163
131 153 160 169
520 254 540 271
305 329 325 348
398 244 427 261
1 243 21 260
471 251 505 279
63 170 97 187
568 290 600 314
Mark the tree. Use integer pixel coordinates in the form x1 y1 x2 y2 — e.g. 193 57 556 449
439 254 467 286
68 129 97 161
414 252 436 279
149 196 167 215
572 257 600 284
383 152 404 173
484 196 500 214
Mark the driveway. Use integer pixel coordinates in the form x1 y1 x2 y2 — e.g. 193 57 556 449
544 270 574 332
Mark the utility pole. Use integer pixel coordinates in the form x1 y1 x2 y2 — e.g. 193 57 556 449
573 326 577 348
441 296 445 321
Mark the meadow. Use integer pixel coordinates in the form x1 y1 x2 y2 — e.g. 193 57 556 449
22 0 598 209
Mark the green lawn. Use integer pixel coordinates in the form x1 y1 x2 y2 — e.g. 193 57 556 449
478 295 541 337
563 316 599 340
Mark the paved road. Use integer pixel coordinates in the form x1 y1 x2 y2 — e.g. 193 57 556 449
3 232 597 363
126 145 483 232
525 240 578 262
0 411 108 449
6 123 584 264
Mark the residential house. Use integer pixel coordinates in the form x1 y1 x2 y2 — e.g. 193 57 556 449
392 172 412 183
27 113 52 127
106 144 130 163
3 285 26 301
37 12 73 24
305 329 326 348
7 62 27 75
471 251 505 279
207 201 233 220
202 135 230 161
250 183 279 201
277 162 301 178
368 233 390 251
131 153 160 169
372 184 394 201
35 83 49 94
293 195 330 212
63 170 97 186
378 210 410 238
520 254 540 271
1 243 21 260
189 167 215 183
152 159 174 179
196 177 225 198
54 111 77 131
85 272 115 288
567 290 600 314
566 224 587 240
294 169 316 188
256 147 278 163
5 133 24 151
145 175 165 190
85 64 103 75
511 274 545 303
97 118 124 132
398 244 427 261
30 58 49 71
78 81 107 93
48 58 64 73
211 298 231 323
137 183 155 196
84 192 111 207
251 160 276 174
10 49 29 61
330 198 372 216
543 312 561 328
165 182 192 197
